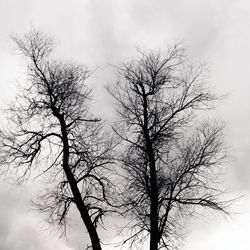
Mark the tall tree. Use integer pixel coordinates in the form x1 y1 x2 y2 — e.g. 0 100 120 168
0 30 113 250
108 45 228 250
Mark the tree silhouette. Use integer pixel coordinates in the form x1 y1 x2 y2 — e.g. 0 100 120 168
0 30 114 250
108 45 229 250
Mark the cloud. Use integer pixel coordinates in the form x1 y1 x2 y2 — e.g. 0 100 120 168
185 196 250 250
0 182 73 250
0 0 250 249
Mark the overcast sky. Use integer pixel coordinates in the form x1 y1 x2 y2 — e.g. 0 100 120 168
0 0 250 249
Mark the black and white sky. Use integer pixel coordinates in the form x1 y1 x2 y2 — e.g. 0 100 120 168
0 0 250 249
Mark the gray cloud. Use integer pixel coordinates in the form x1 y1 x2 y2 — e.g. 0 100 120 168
0 182 73 250
0 0 250 249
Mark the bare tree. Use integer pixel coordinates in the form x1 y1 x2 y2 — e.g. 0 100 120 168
0 30 114 250
108 45 229 250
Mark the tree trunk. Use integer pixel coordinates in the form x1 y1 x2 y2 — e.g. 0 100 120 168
142 92 159 250
58 113 102 250
149 146 159 250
